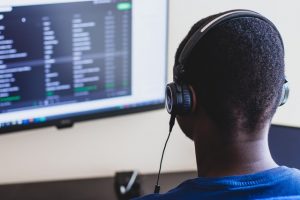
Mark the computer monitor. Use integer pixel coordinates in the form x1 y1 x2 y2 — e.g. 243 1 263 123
0 0 168 133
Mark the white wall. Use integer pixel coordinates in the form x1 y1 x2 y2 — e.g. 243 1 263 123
0 0 299 185
0 110 196 184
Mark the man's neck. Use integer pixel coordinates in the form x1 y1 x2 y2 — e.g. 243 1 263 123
194 126 278 178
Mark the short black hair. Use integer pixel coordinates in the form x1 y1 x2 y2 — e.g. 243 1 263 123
175 12 285 134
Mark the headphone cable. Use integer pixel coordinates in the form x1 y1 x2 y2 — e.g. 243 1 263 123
154 114 176 194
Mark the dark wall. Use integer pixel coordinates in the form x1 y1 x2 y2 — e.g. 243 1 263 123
269 125 300 169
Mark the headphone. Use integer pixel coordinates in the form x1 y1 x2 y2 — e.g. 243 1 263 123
155 9 290 194
165 9 289 116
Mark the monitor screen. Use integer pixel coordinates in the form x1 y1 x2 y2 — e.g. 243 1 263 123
0 0 168 133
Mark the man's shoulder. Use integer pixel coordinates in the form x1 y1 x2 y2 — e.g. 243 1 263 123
280 167 300 183
288 167 300 176
134 167 300 200
274 167 300 182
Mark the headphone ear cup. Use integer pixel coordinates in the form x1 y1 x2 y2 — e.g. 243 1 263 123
165 83 177 114
279 79 289 107
165 83 194 115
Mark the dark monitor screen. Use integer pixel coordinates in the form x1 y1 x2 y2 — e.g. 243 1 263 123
0 0 168 133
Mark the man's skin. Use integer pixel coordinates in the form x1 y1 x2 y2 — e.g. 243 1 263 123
176 94 278 177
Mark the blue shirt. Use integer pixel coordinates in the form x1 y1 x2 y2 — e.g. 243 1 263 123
135 166 300 200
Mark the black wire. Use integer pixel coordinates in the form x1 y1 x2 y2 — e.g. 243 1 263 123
154 114 176 194
155 129 171 186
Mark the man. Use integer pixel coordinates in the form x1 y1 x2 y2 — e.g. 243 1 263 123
135 10 300 200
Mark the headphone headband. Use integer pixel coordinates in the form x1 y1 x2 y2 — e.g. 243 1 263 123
176 9 284 82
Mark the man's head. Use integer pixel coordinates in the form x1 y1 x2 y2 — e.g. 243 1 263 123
172 11 285 139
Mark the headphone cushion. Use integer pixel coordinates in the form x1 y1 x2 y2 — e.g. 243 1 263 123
181 85 192 114
279 79 289 106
